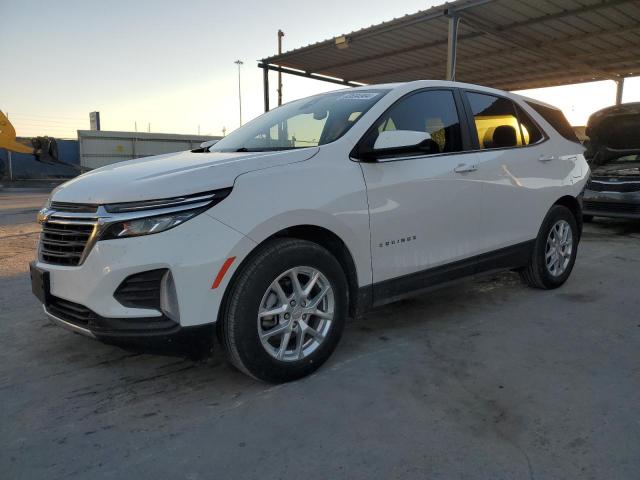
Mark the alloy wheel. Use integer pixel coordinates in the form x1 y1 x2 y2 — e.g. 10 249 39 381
257 266 335 362
545 219 573 277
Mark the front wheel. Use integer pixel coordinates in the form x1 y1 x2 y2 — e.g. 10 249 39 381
520 205 579 289
218 238 348 383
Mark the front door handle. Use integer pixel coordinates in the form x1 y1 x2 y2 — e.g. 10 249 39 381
454 163 478 173
538 154 555 162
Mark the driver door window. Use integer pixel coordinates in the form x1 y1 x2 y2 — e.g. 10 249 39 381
365 89 464 157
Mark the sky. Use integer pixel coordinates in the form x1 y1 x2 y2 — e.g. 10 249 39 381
1 0 638 139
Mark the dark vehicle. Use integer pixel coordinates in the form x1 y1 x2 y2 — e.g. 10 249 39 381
583 103 640 221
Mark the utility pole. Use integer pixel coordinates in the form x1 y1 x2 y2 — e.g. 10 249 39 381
615 78 625 105
277 30 285 106
234 60 244 126
445 12 460 81
6 112 12 181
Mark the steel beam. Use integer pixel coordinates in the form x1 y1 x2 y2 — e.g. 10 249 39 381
615 78 625 105
446 13 460 81
263 66 270 112
7 150 13 182
258 63 363 87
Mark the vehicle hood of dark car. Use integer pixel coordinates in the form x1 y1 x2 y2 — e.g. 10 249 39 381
586 102 640 153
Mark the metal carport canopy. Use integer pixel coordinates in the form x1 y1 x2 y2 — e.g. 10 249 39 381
259 0 640 109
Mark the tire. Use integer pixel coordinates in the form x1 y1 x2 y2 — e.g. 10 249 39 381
520 205 579 289
217 238 348 383
582 214 594 223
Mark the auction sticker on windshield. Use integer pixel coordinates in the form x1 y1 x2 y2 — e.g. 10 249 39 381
339 92 380 100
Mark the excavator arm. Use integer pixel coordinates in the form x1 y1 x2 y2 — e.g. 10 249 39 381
1 110 64 165
0 110 33 154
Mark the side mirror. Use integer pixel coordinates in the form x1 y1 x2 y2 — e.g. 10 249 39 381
200 139 219 151
373 130 431 150
359 130 439 161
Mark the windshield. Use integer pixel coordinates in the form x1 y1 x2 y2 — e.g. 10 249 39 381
211 89 389 152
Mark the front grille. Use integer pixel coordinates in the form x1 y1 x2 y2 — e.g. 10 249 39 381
40 221 96 266
50 201 98 213
114 269 166 310
47 297 94 326
583 201 640 214
587 179 640 193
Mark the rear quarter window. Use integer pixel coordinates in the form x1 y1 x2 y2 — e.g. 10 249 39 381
525 101 579 143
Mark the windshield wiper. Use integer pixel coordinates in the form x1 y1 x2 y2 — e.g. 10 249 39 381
233 146 302 152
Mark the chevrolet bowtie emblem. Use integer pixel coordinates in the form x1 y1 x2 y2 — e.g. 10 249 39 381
37 208 51 224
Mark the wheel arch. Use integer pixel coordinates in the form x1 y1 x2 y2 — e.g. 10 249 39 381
217 224 364 323
553 195 583 235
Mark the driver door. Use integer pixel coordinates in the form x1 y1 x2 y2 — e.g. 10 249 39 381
356 89 484 300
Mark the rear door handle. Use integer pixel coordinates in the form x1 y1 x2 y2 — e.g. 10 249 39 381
454 163 478 173
538 154 555 162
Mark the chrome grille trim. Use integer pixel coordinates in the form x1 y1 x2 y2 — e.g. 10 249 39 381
40 219 98 266
587 179 640 193
103 191 224 213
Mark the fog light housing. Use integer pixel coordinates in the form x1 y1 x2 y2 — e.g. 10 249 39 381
160 270 180 323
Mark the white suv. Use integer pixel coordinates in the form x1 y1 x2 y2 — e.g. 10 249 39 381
31 81 588 382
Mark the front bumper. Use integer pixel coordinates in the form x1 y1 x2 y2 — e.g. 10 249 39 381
583 189 640 219
32 212 256 339
43 295 179 338
45 304 97 338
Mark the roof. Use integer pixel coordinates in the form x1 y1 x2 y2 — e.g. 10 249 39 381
261 0 640 91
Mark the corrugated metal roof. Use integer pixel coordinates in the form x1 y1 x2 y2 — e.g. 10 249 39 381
261 0 640 90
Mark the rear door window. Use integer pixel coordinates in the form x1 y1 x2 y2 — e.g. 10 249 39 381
466 92 523 149
514 104 544 145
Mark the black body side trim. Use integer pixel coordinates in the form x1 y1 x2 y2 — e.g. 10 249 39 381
364 240 535 308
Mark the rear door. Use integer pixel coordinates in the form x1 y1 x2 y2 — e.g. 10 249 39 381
461 90 571 252
357 89 483 295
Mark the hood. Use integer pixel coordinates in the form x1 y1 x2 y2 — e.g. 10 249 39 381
52 147 319 204
586 102 640 162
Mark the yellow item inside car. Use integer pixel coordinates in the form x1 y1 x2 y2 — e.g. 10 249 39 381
474 115 531 149
475 115 529 149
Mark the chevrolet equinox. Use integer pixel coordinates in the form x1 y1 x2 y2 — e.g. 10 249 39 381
31 81 589 382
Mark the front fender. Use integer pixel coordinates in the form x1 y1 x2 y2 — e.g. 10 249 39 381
206 158 373 288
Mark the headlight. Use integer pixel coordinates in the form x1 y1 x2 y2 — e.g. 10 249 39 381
99 188 231 240
101 209 202 240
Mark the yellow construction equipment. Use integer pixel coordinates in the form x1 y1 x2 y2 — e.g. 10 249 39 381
0 110 62 165
0 110 33 154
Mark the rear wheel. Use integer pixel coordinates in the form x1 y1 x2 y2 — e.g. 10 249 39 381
218 238 348 383
520 205 579 289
